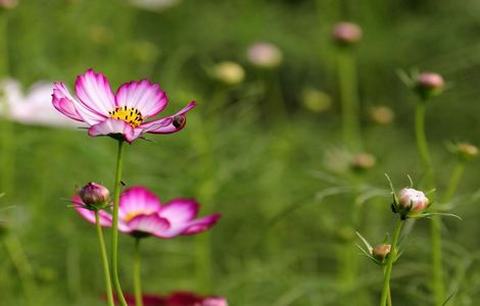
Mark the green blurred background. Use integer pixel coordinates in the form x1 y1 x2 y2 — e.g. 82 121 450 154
1 0 480 305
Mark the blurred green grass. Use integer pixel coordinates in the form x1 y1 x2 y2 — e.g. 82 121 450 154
1 0 480 305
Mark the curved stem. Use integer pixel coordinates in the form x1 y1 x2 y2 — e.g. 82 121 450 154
111 140 127 306
443 162 465 204
414 103 433 184
380 219 404 306
95 211 114 306
133 238 144 306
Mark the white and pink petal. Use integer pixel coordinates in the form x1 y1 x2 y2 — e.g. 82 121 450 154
72 195 113 227
75 69 116 116
115 80 167 118
182 214 221 235
140 101 196 134
87 118 138 142
119 186 162 221
126 214 170 236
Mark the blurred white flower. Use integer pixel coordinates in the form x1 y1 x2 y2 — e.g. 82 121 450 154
0 79 78 128
212 61 245 85
128 0 182 12
247 42 283 69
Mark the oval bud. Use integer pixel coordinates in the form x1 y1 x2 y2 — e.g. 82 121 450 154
247 42 283 69
372 244 391 261
398 188 429 213
456 142 479 161
415 72 445 100
79 182 110 208
332 22 362 46
369 106 394 125
212 61 245 85
350 153 376 172
302 88 332 113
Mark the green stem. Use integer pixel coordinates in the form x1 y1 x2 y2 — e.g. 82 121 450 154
3 234 35 306
111 140 127 306
94 211 114 306
379 219 404 306
337 49 361 150
414 102 444 306
443 162 465 204
133 238 144 306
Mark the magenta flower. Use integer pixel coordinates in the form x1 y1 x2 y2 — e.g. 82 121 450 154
118 291 228 306
74 186 221 238
52 69 196 143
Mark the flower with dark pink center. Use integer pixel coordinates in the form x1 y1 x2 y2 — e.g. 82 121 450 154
73 186 221 238
52 69 196 143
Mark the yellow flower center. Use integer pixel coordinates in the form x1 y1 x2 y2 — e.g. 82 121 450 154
109 106 143 128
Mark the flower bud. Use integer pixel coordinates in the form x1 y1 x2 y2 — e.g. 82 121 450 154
332 22 362 46
79 182 110 208
398 188 429 213
372 244 391 261
0 0 18 9
455 142 479 161
350 153 376 172
415 72 445 100
247 42 283 69
369 105 394 125
212 61 245 86
202 297 228 306
301 88 332 113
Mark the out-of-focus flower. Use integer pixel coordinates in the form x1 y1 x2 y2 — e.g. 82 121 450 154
398 188 429 213
128 0 182 12
247 42 283 69
350 152 376 172
369 105 394 125
78 182 110 209
74 186 221 239
332 22 362 46
0 79 77 128
88 25 113 45
453 142 479 161
52 69 196 143
119 291 228 306
0 0 18 9
212 61 245 86
415 72 445 100
371 244 391 262
301 88 331 113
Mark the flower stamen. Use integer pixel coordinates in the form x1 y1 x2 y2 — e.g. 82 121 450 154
109 106 143 128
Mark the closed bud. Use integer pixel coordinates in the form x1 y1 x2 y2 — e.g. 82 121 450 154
398 188 429 213
212 61 245 86
415 72 445 100
247 42 283 69
372 244 391 261
332 22 362 46
302 88 331 113
456 142 478 161
79 182 110 208
369 106 394 125
350 153 376 172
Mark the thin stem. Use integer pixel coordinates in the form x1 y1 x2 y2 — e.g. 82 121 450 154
443 162 465 204
3 234 35 306
111 140 127 306
95 211 114 306
337 49 362 150
133 238 144 306
414 102 445 305
380 218 404 306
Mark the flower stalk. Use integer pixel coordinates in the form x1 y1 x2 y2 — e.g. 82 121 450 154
111 140 128 306
379 218 404 306
133 238 144 306
95 211 114 306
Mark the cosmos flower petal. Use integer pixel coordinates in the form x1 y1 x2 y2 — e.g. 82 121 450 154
87 118 138 142
126 214 170 236
159 198 199 224
183 213 222 235
119 186 162 220
72 195 113 226
140 101 196 134
52 82 104 125
75 69 116 116
115 80 168 118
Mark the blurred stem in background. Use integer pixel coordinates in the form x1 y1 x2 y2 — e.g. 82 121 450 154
0 10 13 198
379 218 404 306
95 211 114 306
261 70 287 121
133 238 144 306
111 140 128 306
337 48 362 151
2 233 35 306
414 101 445 305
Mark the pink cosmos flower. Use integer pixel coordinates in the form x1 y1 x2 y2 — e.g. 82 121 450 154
52 69 196 143
120 291 228 306
73 186 221 238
